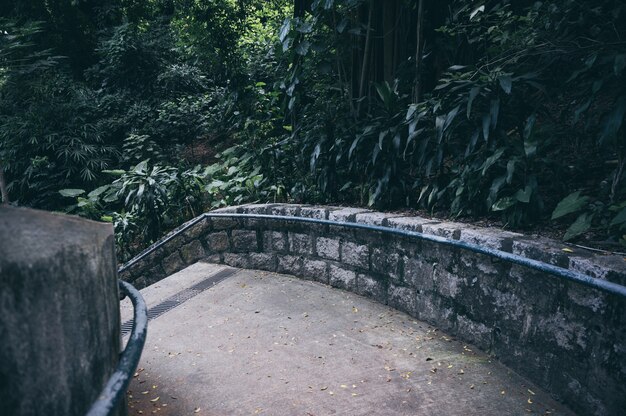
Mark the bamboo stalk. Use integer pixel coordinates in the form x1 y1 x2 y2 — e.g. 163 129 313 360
0 163 9 205
412 0 425 103
357 0 374 115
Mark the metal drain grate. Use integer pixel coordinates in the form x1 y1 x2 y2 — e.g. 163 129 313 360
121 267 237 336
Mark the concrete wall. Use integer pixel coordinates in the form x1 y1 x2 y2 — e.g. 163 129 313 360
0 206 123 416
119 203 626 416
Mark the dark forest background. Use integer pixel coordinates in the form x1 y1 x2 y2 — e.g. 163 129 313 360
1 0 625 259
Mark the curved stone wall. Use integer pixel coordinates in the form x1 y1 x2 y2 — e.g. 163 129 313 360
119 204 626 416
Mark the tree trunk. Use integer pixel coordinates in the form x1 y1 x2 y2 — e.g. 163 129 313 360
412 0 425 103
0 163 9 205
357 0 374 115
294 0 311 18
383 1 396 83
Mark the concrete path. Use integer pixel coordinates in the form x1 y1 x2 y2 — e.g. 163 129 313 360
122 262 574 416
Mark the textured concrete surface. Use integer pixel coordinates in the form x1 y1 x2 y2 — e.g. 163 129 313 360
0 206 122 416
126 263 574 415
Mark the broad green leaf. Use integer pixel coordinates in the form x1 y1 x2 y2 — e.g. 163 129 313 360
573 100 590 124
349 135 362 159
599 96 626 144
481 148 504 176
489 175 507 205
470 5 485 20
515 185 532 203
467 87 480 118
372 143 380 165
506 160 515 184
59 189 85 197
551 191 589 219
610 207 626 228
490 98 500 129
492 197 516 211
435 115 445 143
406 104 418 121
102 169 125 176
336 18 348 33
133 160 148 174
614 54 626 76
295 40 310 56
498 75 512 94
443 105 460 131
482 113 491 141
563 213 592 241
88 185 109 199
279 19 291 43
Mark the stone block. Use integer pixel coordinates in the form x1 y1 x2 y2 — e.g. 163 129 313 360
277 255 303 275
204 254 223 264
132 276 148 290
356 273 387 303
371 248 401 284
289 233 312 255
269 204 301 217
355 212 399 226
329 264 356 291
316 237 340 260
386 216 433 232
421 222 462 239
263 231 287 252
206 231 229 252
210 206 240 213
211 217 238 230
512 237 569 268
164 234 186 254
299 205 328 219
455 314 493 351
248 253 276 271
180 240 206 264
182 218 210 241
162 251 185 275
403 256 435 292
223 253 250 269
434 269 463 299
302 259 328 283
328 207 371 222
459 227 511 251
231 230 258 252
146 265 167 285
341 241 369 269
240 203 275 214
387 284 417 316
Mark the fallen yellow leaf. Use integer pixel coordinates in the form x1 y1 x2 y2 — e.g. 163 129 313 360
562 248 574 253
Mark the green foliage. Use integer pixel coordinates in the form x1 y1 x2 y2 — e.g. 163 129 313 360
6 0 626 256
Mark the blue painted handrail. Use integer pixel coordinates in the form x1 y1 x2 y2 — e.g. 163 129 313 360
120 212 626 299
85 280 148 416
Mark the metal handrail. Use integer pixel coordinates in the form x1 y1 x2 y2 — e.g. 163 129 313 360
211 213 626 298
120 212 626 299
86 280 148 416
